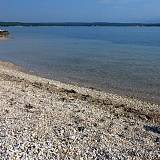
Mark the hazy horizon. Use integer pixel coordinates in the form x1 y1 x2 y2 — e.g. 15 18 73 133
0 21 160 24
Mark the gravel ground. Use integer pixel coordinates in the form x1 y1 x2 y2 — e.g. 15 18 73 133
0 61 159 160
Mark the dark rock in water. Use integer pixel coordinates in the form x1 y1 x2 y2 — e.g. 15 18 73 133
144 125 160 134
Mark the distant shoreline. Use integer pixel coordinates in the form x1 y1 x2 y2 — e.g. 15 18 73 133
1 22 160 27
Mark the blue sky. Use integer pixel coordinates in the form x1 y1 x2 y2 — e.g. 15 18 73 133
0 0 160 22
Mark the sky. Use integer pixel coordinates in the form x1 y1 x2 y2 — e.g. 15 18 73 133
0 0 160 23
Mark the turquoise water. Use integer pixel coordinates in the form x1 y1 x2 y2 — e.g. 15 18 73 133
0 27 160 103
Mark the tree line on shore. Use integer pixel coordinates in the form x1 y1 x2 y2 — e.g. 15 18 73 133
0 22 160 27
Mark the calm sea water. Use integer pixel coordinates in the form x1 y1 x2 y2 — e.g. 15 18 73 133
0 27 160 103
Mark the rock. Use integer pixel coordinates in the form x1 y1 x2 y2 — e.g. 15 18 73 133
144 125 160 134
25 104 33 109
77 126 85 132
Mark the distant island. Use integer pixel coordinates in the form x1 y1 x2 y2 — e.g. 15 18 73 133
0 22 160 27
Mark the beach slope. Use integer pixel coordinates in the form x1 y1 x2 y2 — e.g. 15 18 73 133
0 61 159 159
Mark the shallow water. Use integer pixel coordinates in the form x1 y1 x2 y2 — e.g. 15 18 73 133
0 26 160 103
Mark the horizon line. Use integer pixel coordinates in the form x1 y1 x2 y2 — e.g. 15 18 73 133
0 21 160 24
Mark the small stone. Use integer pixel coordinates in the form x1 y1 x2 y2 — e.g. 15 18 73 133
5 109 9 113
78 126 85 132
155 137 160 143
93 123 98 127
25 104 33 109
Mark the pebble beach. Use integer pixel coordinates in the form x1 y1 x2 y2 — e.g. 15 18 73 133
0 61 159 159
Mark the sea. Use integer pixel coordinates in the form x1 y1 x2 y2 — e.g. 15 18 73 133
0 26 160 103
